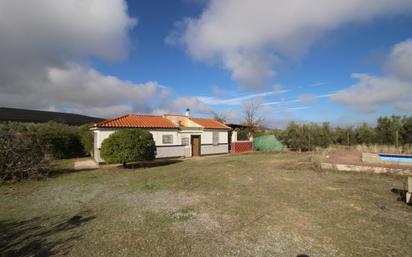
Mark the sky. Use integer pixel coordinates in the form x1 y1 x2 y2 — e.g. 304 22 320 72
0 0 411 128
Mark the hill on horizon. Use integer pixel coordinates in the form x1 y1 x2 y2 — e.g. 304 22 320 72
0 107 104 126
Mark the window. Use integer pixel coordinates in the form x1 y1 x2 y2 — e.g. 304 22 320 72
213 132 219 145
162 135 173 144
182 137 190 146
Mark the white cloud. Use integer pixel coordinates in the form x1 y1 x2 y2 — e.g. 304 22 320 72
0 0 136 64
262 93 333 106
198 87 287 105
0 63 173 117
309 82 328 87
224 108 242 123
209 85 227 96
0 0 211 118
333 73 412 112
169 0 412 89
298 93 334 105
261 99 298 106
396 101 412 112
167 96 212 114
333 39 412 112
260 104 273 113
299 95 318 105
0 0 168 117
385 39 412 81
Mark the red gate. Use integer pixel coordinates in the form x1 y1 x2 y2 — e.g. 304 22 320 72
231 141 253 153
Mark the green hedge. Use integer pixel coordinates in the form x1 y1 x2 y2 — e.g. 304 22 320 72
0 123 50 181
101 129 156 166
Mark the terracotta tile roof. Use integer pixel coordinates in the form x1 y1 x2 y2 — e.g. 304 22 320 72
94 114 178 129
190 118 231 129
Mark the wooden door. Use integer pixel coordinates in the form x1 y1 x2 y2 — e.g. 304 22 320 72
191 136 200 157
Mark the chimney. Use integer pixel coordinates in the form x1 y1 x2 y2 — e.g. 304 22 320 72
185 108 190 118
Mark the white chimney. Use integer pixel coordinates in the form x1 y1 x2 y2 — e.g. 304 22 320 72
185 108 190 117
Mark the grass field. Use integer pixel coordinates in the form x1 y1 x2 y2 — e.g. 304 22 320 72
1 152 411 257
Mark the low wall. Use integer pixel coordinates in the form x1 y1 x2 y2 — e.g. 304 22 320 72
201 144 228 155
156 146 186 158
231 141 253 153
321 162 412 176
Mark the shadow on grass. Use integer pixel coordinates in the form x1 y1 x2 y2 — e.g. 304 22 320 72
48 167 97 178
0 210 96 257
124 159 183 169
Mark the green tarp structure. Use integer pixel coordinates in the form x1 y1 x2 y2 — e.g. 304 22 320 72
253 135 283 151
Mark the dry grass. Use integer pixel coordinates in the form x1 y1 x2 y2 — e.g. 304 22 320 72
1 152 411 257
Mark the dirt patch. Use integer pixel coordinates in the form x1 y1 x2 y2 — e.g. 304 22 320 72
323 149 412 171
74 159 98 170
324 149 363 165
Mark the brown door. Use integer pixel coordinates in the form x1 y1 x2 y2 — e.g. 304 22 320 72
191 136 200 157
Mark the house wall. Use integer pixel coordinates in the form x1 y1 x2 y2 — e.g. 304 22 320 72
200 130 229 155
93 128 184 163
156 146 186 158
201 144 229 155
92 128 230 163
202 130 228 144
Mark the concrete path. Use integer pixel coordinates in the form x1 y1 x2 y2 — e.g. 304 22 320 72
74 159 99 170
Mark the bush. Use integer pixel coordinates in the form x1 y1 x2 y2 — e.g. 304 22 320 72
79 124 94 155
0 123 50 182
29 121 85 159
100 129 156 166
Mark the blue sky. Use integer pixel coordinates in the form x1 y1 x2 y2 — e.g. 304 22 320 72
0 0 411 127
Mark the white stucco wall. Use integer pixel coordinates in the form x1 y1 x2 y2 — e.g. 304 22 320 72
93 128 181 162
202 130 228 144
156 146 186 158
92 128 230 162
94 129 180 148
201 144 228 155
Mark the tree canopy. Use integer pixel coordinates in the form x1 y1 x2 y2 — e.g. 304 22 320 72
279 115 412 151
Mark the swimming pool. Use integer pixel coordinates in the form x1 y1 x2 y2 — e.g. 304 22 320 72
379 154 412 163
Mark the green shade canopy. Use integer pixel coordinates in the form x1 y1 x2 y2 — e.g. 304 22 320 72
253 135 283 151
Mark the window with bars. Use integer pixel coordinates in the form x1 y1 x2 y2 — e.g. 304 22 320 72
182 137 190 146
213 132 219 145
162 135 173 144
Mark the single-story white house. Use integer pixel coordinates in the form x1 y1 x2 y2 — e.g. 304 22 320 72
91 110 231 163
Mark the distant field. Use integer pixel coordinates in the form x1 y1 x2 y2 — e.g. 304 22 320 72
1 153 411 257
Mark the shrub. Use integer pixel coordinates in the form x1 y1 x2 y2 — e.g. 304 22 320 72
29 121 84 159
100 129 156 166
79 124 94 155
0 123 50 182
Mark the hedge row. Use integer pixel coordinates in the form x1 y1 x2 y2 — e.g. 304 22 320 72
0 121 93 182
